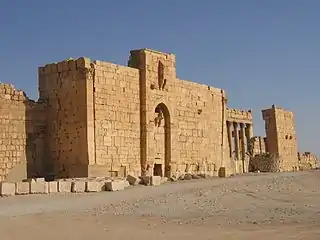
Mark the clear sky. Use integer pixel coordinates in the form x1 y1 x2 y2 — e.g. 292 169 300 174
1 0 319 155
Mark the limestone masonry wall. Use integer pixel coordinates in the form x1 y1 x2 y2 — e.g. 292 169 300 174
298 152 318 170
0 83 45 181
38 58 92 178
0 48 316 181
92 60 141 177
262 105 299 171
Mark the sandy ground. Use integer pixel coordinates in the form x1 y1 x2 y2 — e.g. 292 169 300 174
0 170 320 240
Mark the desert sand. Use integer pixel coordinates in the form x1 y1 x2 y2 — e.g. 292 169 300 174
0 170 319 240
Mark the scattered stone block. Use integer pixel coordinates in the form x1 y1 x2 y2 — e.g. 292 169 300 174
184 174 193 180
105 180 125 192
150 176 161 186
161 177 168 183
126 175 141 185
192 174 201 179
85 181 100 192
0 182 15 196
71 181 86 193
58 181 72 193
218 167 227 178
47 181 58 193
139 176 151 185
15 182 30 195
170 176 178 182
30 181 48 194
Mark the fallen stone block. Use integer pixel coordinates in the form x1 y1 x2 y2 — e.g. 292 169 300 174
123 180 130 188
150 176 161 186
105 180 125 192
161 177 168 183
184 174 193 180
15 182 30 195
30 181 48 194
0 182 15 196
170 176 178 182
192 174 201 179
58 181 72 193
139 176 151 185
47 181 58 193
71 181 86 193
126 175 141 185
218 167 227 178
85 181 100 192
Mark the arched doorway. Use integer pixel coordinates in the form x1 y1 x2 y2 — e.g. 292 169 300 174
153 103 171 177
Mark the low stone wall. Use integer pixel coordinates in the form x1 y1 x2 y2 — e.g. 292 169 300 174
298 152 318 170
249 153 280 172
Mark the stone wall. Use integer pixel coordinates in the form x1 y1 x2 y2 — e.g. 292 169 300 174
262 105 299 171
0 83 45 181
298 152 318 170
91 60 141 177
129 49 231 177
249 153 280 172
38 58 93 178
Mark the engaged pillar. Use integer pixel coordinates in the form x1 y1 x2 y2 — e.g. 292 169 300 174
233 122 240 160
227 121 233 157
240 123 246 160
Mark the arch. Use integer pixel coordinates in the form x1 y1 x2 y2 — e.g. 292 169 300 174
153 102 171 177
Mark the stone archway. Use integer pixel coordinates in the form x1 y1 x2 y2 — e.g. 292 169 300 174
153 103 171 177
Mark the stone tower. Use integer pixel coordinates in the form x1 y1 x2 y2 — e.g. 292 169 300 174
261 105 299 171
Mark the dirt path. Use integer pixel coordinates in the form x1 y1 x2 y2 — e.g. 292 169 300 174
0 170 319 239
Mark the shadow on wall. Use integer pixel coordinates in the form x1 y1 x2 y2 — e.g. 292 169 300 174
0 83 48 181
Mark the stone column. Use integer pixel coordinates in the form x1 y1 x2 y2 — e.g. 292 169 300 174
240 123 246 173
233 122 240 160
245 124 253 147
226 121 233 157
240 123 246 160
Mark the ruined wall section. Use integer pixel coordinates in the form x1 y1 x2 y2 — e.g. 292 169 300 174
298 152 318 170
262 105 299 171
91 60 141 177
129 49 230 177
38 58 92 178
0 83 45 181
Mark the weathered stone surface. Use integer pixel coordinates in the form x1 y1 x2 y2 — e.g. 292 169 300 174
85 181 100 192
150 176 161 186
30 181 48 194
105 180 126 191
0 182 15 196
47 181 58 193
71 181 86 193
58 181 72 193
126 175 140 185
0 49 316 182
15 182 29 195
139 176 151 185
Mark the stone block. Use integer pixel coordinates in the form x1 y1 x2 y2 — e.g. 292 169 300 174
85 181 100 192
58 181 72 193
161 177 168 183
0 182 15 196
47 181 58 193
30 181 48 194
150 176 161 186
139 176 151 185
126 175 140 185
218 167 227 178
105 180 125 192
71 181 86 193
15 182 30 195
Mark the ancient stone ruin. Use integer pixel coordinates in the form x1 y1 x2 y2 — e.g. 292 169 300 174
0 48 318 186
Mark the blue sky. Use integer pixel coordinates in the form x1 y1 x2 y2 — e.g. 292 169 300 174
1 0 319 154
